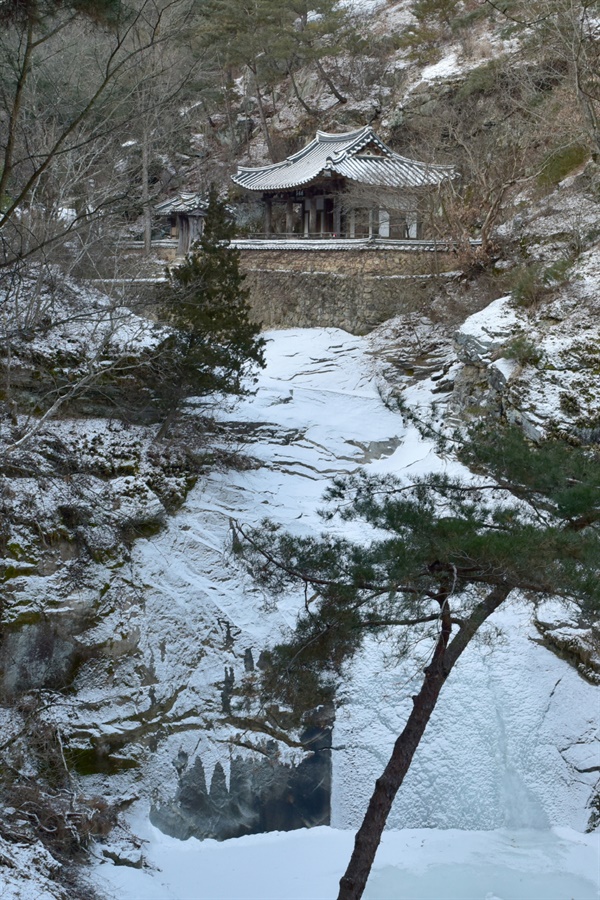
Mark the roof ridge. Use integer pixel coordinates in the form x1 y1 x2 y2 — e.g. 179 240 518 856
315 125 372 142
231 125 456 191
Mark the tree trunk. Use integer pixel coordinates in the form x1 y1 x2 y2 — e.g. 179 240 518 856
155 404 178 441
0 19 33 212
250 65 276 162
142 129 152 256
315 58 347 104
337 583 510 900
288 67 317 116
223 68 238 150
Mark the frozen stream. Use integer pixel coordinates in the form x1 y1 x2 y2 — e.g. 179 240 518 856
84 328 599 899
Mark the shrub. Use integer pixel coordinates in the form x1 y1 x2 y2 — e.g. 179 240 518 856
511 253 574 308
559 391 581 416
511 262 547 307
8 783 118 859
456 59 503 100
504 334 544 366
538 144 589 186
544 254 574 284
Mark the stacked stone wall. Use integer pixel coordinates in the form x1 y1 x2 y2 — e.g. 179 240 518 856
239 248 458 334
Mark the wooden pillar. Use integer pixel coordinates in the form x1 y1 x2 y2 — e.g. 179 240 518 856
333 199 341 237
349 209 356 239
189 215 199 246
264 197 272 236
407 211 418 239
308 196 317 236
368 208 375 239
177 215 188 255
285 198 294 235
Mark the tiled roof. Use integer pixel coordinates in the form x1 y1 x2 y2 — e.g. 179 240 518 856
232 126 455 192
155 192 208 215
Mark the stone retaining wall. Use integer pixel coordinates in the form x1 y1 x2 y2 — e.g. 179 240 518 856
239 248 458 334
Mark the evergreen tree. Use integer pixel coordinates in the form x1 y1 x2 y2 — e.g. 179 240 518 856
192 0 353 158
240 424 600 900
155 188 265 426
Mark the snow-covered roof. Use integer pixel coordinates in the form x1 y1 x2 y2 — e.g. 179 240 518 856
232 126 455 192
155 192 208 215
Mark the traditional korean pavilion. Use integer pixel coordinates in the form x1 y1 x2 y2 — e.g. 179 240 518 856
231 125 455 240
154 192 208 255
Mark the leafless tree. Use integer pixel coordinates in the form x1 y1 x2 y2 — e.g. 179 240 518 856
485 0 600 152
0 0 199 273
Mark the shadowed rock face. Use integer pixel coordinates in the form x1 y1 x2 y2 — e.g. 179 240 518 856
0 617 95 696
150 727 331 841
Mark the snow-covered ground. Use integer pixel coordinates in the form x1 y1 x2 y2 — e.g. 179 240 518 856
94 820 599 900
80 327 600 899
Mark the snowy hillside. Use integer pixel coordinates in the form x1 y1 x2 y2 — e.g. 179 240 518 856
87 328 598 897
1 324 598 899
79 327 599 829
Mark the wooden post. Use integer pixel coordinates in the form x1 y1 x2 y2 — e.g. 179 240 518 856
407 210 417 239
177 215 188 256
309 196 317 236
264 196 272 236
286 198 294 235
349 209 356 239
333 199 341 237
189 215 199 247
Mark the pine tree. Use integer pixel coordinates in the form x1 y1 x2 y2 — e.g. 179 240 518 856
240 424 600 900
155 188 265 428
192 0 353 157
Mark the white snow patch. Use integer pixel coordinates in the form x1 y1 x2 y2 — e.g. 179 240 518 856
456 295 523 362
332 601 600 832
341 0 387 12
93 820 600 900
420 51 462 82
490 356 519 385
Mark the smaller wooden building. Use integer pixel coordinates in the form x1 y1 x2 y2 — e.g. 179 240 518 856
154 192 208 255
232 126 455 240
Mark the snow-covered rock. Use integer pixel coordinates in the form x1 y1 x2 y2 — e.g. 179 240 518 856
455 295 522 365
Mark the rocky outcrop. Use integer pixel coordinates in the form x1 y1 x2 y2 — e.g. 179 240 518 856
535 621 600 685
447 258 600 441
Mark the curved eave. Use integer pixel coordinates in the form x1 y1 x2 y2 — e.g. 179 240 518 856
155 197 208 215
231 166 334 192
332 157 456 188
232 161 455 192
231 126 379 192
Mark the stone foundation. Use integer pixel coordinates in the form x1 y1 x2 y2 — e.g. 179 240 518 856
121 242 462 334
239 248 458 334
